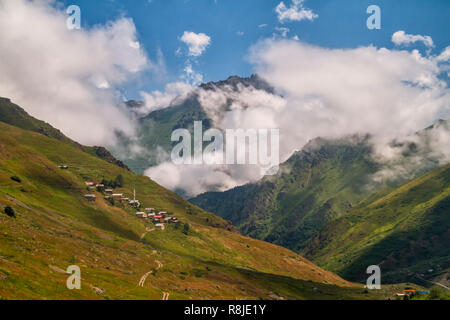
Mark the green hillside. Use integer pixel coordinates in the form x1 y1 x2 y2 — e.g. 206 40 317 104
0 100 398 300
303 163 450 284
191 119 450 254
0 97 129 170
191 137 382 252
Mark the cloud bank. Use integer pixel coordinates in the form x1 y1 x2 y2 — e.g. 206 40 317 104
250 40 449 148
139 82 193 115
147 39 450 197
0 0 152 146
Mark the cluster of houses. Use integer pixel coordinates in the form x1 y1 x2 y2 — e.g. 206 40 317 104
83 181 102 202
135 208 179 229
84 182 141 208
83 181 179 229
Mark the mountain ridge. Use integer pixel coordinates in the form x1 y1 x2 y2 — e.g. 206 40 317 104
0 97 130 171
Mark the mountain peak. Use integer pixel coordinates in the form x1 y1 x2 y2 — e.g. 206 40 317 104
199 74 275 94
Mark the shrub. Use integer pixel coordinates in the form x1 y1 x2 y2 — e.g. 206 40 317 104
193 269 204 278
429 286 446 300
114 174 124 188
182 223 190 235
10 176 21 183
4 206 15 218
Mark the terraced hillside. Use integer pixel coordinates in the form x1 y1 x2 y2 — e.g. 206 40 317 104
0 100 388 300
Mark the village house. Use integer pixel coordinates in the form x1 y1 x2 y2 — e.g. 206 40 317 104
59 165 69 170
84 194 96 202
155 223 165 230
152 215 163 223
110 194 123 204
105 189 114 194
169 217 179 224
112 193 124 198
85 181 96 186
136 212 147 219
129 200 141 208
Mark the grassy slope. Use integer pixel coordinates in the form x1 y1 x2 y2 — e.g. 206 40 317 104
0 97 128 170
191 138 381 252
303 164 450 283
0 120 393 300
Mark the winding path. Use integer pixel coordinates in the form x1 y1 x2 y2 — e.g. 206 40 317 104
140 227 155 240
415 274 450 290
138 260 169 300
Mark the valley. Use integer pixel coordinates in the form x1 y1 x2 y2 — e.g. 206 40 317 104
0 97 391 300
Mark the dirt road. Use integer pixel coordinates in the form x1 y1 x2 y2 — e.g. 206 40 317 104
138 260 162 287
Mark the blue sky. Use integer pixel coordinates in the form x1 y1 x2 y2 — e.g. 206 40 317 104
59 0 449 98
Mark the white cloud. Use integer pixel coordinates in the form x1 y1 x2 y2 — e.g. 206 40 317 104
145 161 248 198
274 27 290 38
437 46 450 62
250 40 449 152
392 30 434 48
149 40 450 197
0 0 154 146
275 0 318 23
180 31 211 57
183 63 204 86
139 82 193 115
